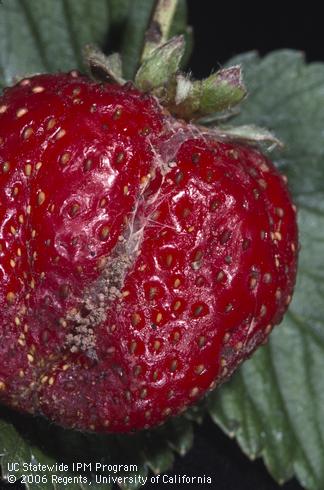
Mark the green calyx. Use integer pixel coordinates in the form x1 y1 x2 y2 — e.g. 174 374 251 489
83 0 248 121
83 45 125 85
83 0 280 150
135 35 185 92
169 65 246 119
85 38 246 122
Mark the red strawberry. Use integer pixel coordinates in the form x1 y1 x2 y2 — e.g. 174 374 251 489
0 72 298 432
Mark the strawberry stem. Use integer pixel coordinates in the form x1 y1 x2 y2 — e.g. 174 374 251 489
141 0 179 62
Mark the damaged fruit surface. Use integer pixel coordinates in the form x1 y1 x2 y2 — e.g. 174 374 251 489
0 73 298 432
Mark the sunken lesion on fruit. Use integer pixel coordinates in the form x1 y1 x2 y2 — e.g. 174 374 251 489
63 243 134 359
65 311 99 360
62 128 192 360
62 191 150 359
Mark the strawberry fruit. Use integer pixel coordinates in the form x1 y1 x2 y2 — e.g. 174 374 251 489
0 61 298 433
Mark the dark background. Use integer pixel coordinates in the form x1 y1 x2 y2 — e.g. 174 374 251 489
145 1 318 489
2 1 319 490
187 1 321 78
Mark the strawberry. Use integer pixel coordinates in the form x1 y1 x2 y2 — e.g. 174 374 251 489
0 67 298 433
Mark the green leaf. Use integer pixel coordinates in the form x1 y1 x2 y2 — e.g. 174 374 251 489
208 50 324 490
0 0 189 88
0 408 194 490
0 0 110 86
108 0 131 28
0 418 85 490
120 0 156 80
